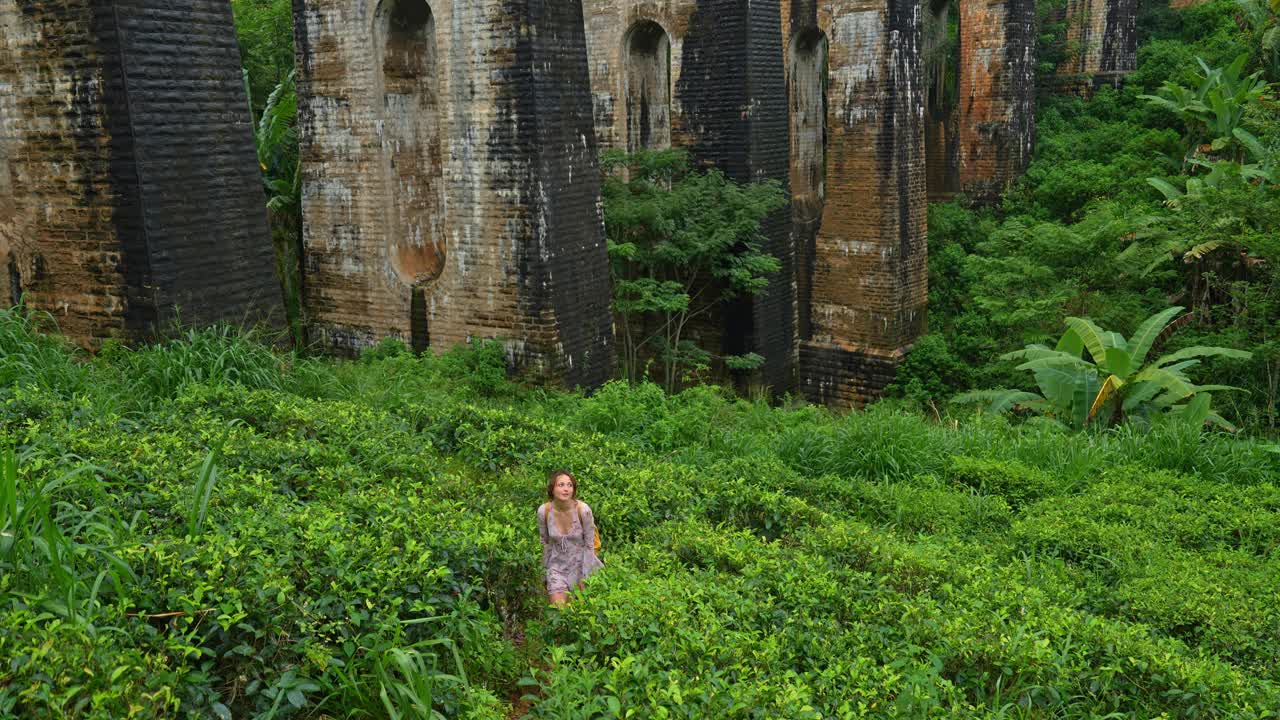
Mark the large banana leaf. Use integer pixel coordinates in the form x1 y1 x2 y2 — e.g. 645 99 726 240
1174 393 1213 429
1234 127 1269 162
1131 366 1197 404
1001 343 1060 362
1190 384 1247 393
1207 410 1239 432
1103 347 1133 378
952 389 1045 415
1015 355 1094 373
1064 317 1112 365
1122 379 1166 411
1055 328 1085 358
1147 177 1186 202
1089 374 1124 421
1128 306 1184 368
1154 345 1252 367
1033 366 1091 410
1071 369 1100 430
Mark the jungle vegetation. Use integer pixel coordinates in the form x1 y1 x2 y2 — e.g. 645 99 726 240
0 0 1277 717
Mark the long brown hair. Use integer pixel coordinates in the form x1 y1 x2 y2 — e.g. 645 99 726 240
545 469 577 501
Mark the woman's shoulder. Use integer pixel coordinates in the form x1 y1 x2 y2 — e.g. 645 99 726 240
577 500 594 516
536 502 549 518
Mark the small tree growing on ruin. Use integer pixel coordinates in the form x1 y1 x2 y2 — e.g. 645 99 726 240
601 149 786 391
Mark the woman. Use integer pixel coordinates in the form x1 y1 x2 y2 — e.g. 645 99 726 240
536 469 603 606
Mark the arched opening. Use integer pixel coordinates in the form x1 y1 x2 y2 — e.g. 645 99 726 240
924 0 960 200
376 0 445 315
623 20 671 152
789 27 827 341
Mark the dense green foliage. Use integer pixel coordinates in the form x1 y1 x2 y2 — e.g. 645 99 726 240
956 306 1251 430
232 0 294 118
602 150 787 390
2 310 1278 717
900 0 1280 435
232 0 305 347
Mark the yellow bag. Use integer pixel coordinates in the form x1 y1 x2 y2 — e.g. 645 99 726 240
577 501 602 554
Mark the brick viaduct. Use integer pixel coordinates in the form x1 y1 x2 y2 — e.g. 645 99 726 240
1 0 1141 405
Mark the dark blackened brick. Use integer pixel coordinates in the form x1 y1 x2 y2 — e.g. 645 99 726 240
957 0 1037 202
0 0 280 347
295 0 615 389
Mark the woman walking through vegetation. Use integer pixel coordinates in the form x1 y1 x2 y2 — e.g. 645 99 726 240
537 470 603 606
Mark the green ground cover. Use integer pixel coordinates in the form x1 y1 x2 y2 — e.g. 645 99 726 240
2 313 1278 718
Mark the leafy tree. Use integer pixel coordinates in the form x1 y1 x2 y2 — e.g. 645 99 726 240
956 306 1251 430
885 334 973 415
231 0 295 116
1140 54 1271 163
601 149 786 391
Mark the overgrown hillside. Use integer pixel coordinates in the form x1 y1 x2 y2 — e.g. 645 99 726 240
2 312 1278 718
901 0 1280 435
3 1 1276 717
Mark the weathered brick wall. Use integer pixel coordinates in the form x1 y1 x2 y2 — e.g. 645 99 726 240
1059 0 1138 88
294 0 615 389
783 0 929 407
0 0 280 346
114 0 283 329
584 0 796 392
956 0 1036 203
1 1 128 342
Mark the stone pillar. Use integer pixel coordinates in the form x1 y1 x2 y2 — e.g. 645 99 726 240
784 0 929 407
1058 0 1139 89
294 0 615 389
956 0 1036 203
0 0 281 347
584 0 796 393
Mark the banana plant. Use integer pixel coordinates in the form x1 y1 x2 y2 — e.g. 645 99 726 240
956 307 1252 431
1141 54 1271 164
1236 0 1280 81
1148 128 1279 205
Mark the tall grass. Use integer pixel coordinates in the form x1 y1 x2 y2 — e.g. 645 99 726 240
0 445 134 619
0 306 93 399
107 325 287 411
187 445 223 537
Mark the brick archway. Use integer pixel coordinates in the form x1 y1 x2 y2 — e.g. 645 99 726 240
622 19 672 151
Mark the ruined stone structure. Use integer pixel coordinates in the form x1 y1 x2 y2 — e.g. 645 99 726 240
294 0 616 389
921 0 1036 204
1058 0 1139 89
0 0 281 347
781 0 929 405
956 0 1036 202
3 0 1145 403
583 0 796 393
583 1 928 404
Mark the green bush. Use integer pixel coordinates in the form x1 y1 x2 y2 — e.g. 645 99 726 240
945 455 1065 509
3 313 1279 717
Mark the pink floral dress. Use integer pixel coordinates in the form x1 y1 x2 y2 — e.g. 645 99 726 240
537 501 603 594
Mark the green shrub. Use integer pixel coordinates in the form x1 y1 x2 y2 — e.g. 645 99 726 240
4 312 1280 718
945 455 1065 509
